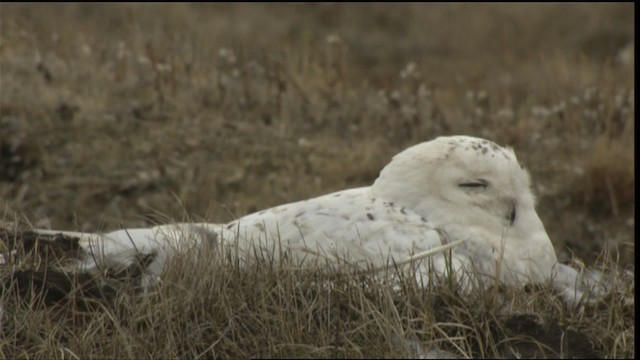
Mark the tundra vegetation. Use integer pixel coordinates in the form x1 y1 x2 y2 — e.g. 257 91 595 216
0 3 634 358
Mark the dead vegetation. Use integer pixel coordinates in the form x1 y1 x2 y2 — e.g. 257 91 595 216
0 3 635 358
1 229 634 358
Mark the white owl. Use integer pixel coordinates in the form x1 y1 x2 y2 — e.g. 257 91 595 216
1 136 609 304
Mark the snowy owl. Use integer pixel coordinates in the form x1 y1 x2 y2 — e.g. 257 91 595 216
1 136 603 303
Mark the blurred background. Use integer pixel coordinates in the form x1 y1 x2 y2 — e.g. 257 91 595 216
0 3 634 266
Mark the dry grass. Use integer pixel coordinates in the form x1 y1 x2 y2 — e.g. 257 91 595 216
1 230 634 358
0 3 635 358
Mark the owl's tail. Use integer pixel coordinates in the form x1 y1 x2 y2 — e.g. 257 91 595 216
0 224 218 308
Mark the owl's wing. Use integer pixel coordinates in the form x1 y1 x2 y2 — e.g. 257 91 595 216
199 187 457 272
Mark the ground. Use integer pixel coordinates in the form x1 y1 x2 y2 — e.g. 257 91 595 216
0 3 635 358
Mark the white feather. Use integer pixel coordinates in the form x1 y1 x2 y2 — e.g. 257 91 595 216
17 136 588 299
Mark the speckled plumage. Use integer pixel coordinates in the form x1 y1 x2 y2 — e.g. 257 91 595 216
13 136 568 292
191 135 557 288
